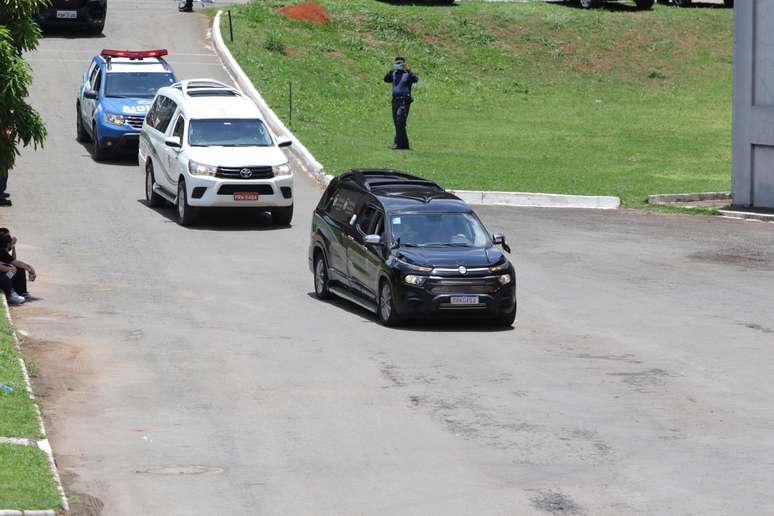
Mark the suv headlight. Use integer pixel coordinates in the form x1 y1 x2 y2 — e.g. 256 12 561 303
104 113 125 126
404 274 427 286
272 163 291 176
188 160 217 176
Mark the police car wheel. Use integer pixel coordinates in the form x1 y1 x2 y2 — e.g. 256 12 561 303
145 164 164 208
76 105 90 143
89 21 104 35
91 122 108 161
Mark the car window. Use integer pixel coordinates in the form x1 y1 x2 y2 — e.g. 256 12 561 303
146 96 161 128
357 205 383 235
188 119 272 147
171 115 185 140
154 96 177 133
389 212 491 248
104 72 176 99
328 187 362 226
90 68 102 92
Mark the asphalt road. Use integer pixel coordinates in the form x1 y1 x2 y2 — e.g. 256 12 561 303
4 2 774 515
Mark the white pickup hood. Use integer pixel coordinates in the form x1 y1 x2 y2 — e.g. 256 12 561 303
187 145 288 168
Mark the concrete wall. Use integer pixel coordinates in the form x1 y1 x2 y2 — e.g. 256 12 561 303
733 1 774 209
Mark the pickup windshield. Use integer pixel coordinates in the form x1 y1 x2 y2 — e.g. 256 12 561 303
104 73 175 98
188 119 273 147
389 212 492 248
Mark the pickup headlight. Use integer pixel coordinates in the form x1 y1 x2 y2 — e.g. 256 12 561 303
104 113 125 126
404 274 427 286
489 262 510 273
498 274 512 286
396 258 432 273
272 163 291 176
188 160 217 176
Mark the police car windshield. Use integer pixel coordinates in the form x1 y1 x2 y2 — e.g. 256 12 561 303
104 73 175 98
188 119 273 147
389 213 491 248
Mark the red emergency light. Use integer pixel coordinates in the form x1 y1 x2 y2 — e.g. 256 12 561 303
100 49 168 59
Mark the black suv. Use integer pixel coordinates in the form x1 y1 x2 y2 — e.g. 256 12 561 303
308 169 517 326
35 0 107 34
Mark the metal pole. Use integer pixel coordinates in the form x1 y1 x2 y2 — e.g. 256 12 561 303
289 81 293 127
228 10 233 43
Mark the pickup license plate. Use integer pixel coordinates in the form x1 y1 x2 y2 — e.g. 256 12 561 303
56 10 77 19
234 192 260 201
450 296 479 305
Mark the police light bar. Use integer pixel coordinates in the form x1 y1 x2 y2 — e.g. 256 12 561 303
100 49 168 59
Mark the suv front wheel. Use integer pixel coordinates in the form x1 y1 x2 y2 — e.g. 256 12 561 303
378 279 402 327
271 204 293 226
177 180 198 226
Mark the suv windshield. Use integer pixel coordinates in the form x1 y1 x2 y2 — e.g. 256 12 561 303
104 73 175 98
188 119 273 147
389 212 492 248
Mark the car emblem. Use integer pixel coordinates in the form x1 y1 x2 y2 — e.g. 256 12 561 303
458 266 467 275
240 168 253 178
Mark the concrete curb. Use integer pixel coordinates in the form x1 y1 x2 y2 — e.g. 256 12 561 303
211 11 620 209
1 296 69 514
718 209 774 222
648 191 731 205
452 190 620 209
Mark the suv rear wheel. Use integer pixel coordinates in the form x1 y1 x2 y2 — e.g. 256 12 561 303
313 254 330 300
271 204 293 226
145 163 164 208
378 279 402 327
177 180 198 226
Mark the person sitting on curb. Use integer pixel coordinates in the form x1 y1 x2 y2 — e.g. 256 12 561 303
0 230 37 305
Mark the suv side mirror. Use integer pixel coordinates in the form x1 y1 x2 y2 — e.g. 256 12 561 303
84 89 98 100
363 234 382 246
277 137 292 148
165 136 181 148
493 233 511 253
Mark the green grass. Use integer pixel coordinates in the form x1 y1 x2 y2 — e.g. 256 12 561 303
220 0 732 207
0 304 42 438
0 444 61 510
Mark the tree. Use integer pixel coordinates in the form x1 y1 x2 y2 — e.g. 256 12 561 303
0 0 49 177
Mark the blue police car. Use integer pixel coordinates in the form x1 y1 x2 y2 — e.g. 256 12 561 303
76 49 177 160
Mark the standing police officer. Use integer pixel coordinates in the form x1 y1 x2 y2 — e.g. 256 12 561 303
384 57 418 150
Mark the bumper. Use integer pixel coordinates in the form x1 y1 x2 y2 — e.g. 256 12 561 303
394 274 516 320
36 4 105 27
185 174 294 208
99 132 140 153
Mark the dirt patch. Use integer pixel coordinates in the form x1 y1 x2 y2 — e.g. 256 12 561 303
278 2 329 25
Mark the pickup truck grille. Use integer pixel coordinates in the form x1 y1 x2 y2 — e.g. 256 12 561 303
427 277 499 295
216 166 273 179
124 115 145 129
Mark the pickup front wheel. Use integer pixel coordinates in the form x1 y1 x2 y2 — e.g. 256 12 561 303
271 204 293 226
176 180 198 226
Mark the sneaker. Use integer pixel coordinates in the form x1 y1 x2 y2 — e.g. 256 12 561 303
0 199 11 207
8 291 25 305
19 292 39 302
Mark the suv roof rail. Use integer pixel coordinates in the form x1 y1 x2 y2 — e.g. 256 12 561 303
342 169 444 192
174 79 240 97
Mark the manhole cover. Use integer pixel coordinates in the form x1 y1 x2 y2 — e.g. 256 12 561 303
136 465 223 476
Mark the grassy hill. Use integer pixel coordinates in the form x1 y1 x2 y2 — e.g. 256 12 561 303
223 0 733 207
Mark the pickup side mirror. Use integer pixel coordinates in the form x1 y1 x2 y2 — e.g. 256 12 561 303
84 89 98 100
277 137 293 148
493 233 511 253
165 136 181 148
363 234 382 246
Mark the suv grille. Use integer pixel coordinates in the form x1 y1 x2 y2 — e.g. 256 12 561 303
427 276 499 295
216 166 273 180
124 115 145 129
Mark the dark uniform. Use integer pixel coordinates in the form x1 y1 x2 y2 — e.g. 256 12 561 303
384 68 419 150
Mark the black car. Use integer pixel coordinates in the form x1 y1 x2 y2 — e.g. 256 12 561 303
308 169 517 326
36 0 107 34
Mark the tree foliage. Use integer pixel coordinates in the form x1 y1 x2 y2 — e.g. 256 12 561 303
0 0 49 174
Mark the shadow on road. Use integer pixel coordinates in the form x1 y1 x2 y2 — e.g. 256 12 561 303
137 199 292 231
41 28 106 39
306 293 515 333
75 141 138 167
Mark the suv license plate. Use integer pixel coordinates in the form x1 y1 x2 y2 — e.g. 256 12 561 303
234 192 260 201
57 10 77 18
450 296 479 305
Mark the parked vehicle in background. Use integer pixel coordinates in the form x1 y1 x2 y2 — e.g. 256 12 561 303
35 0 107 34
76 49 177 160
139 80 294 227
309 169 517 327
